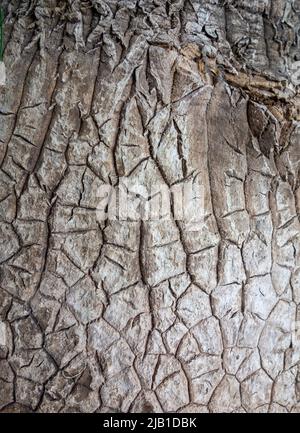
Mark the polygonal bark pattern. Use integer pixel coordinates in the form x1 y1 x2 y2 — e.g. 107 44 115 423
0 0 300 413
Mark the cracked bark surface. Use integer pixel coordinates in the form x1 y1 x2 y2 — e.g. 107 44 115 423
0 0 300 413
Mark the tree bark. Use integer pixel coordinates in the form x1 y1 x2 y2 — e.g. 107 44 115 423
0 0 300 413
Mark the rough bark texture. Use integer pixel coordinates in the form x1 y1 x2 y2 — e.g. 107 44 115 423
0 0 300 413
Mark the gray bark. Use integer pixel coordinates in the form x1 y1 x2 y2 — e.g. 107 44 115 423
0 0 300 413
